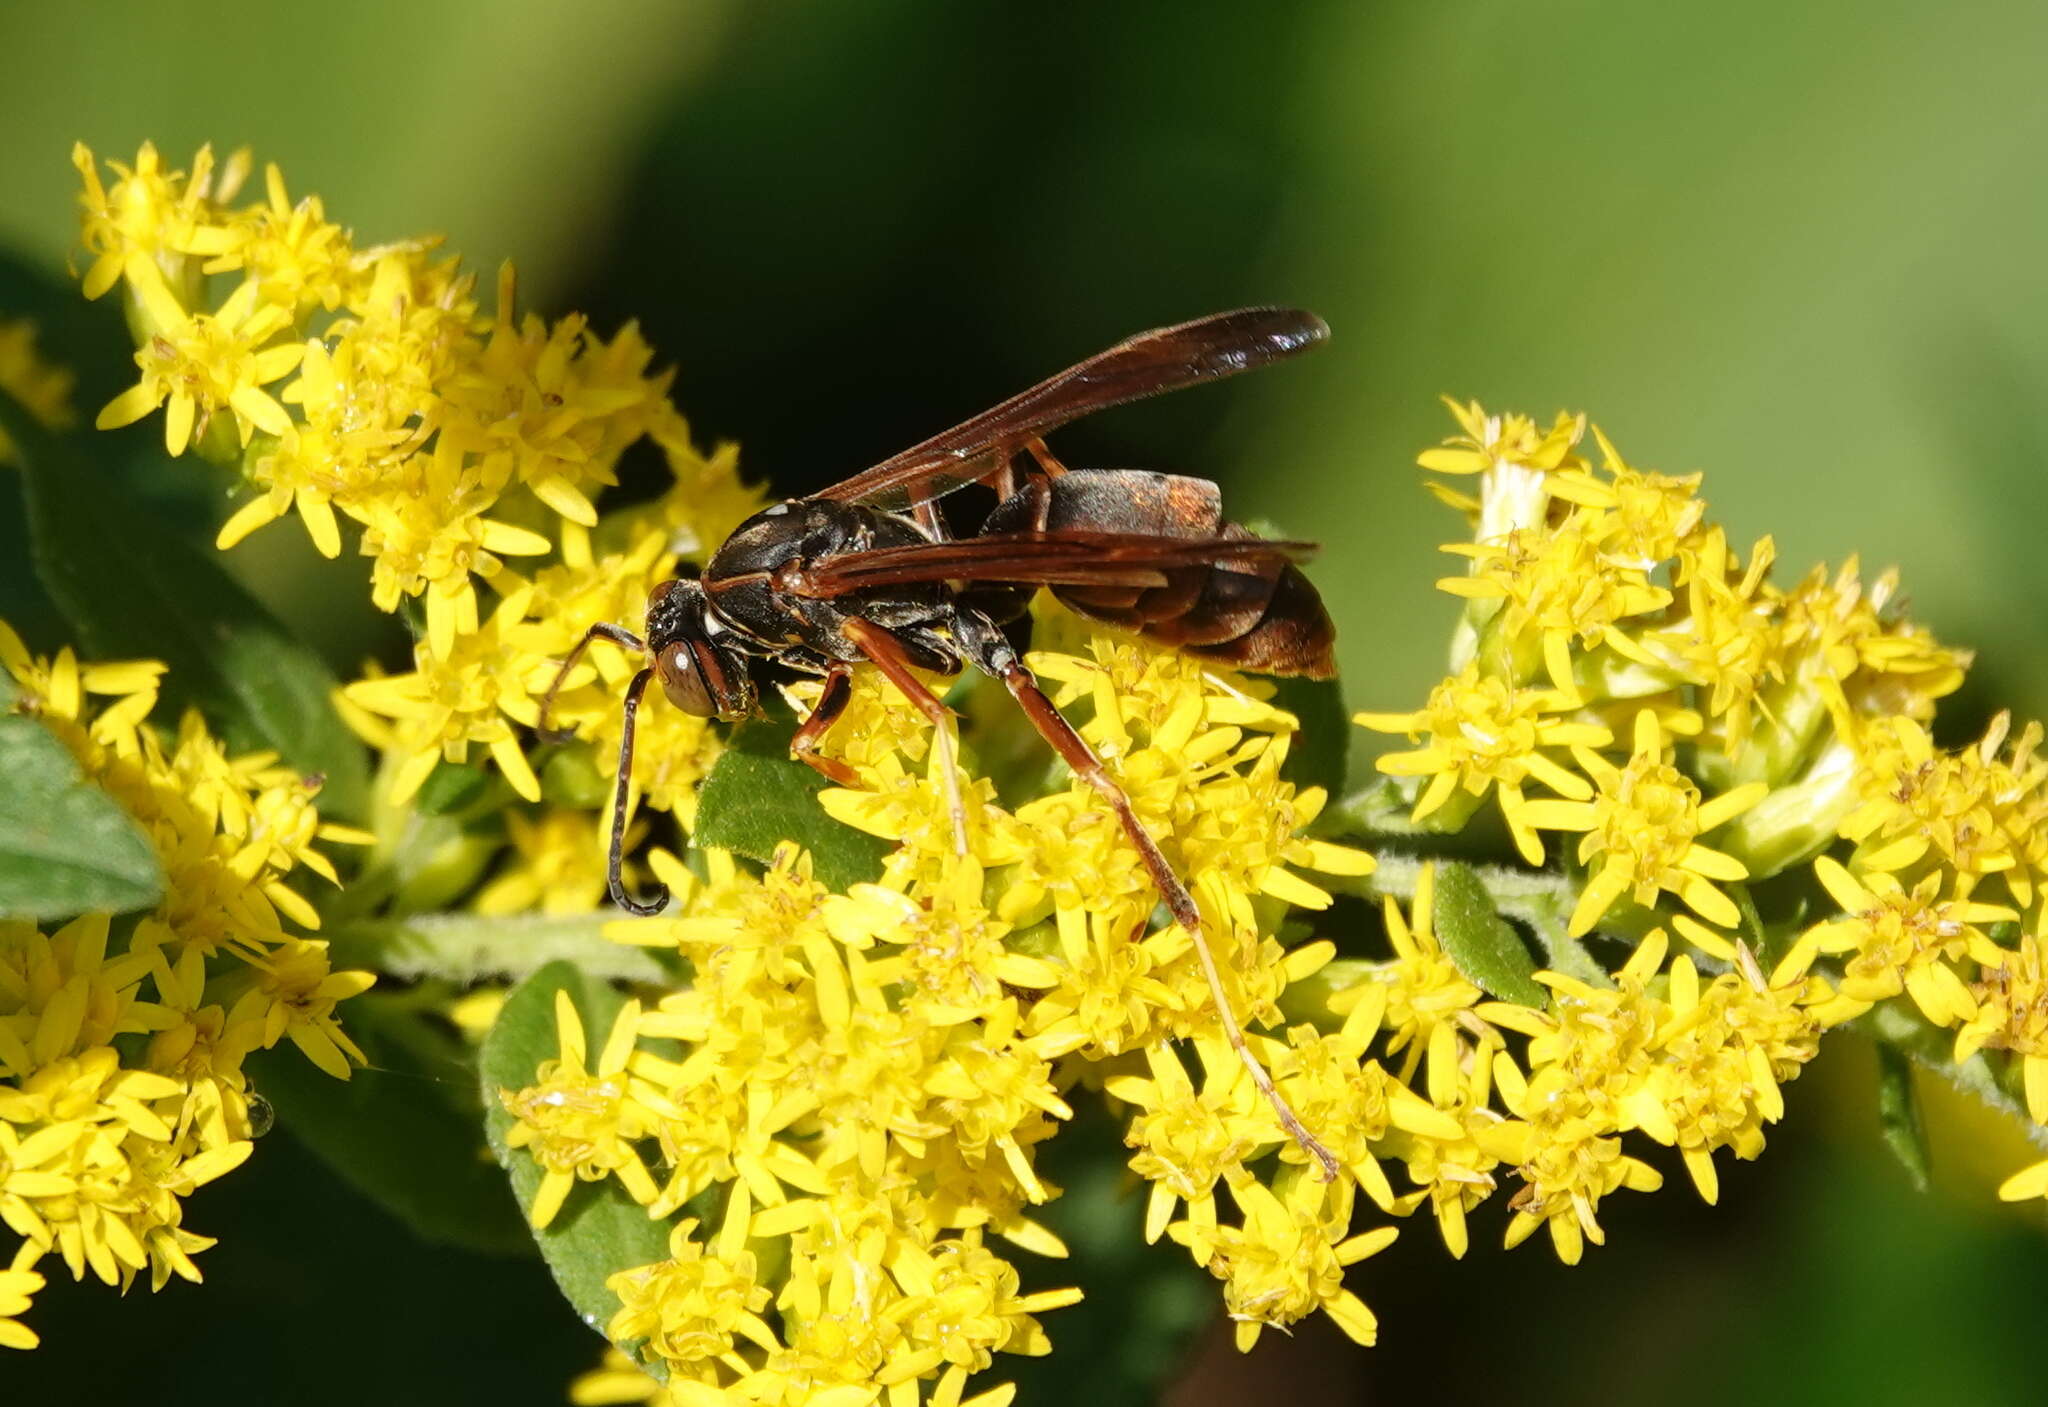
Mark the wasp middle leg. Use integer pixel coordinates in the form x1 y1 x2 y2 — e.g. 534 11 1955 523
788 661 860 787
838 618 970 856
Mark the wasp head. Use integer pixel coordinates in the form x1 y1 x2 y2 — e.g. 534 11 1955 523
645 577 756 720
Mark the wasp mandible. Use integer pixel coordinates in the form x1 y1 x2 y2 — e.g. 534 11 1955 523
540 308 1340 1174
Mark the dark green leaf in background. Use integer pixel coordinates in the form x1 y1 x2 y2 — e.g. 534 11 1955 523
1005 1104 1216 1406
694 713 890 892
1431 860 1547 1007
1 392 370 821
0 709 162 920
1267 672 1349 800
0 250 137 650
414 758 492 817
247 989 532 1256
1875 1041 1933 1194
480 960 673 1360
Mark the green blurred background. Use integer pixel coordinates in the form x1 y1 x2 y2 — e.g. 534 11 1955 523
5 1 2048 1402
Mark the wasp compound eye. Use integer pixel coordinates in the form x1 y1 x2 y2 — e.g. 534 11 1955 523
656 640 717 717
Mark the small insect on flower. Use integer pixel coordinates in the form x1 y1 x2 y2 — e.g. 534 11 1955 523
537 309 1343 1174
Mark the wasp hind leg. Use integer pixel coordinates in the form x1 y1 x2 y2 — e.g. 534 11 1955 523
948 606 1338 1180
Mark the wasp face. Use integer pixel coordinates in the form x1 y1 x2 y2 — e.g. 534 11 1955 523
645 578 756 720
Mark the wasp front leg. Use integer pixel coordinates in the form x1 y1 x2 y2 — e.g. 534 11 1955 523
788 661 861 787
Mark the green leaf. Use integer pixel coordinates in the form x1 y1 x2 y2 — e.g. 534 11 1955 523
694 714 890 892
1267 673 1348 799
0 711 163 920
1 393 370 822
1431 860 1547 1006
247 989 533 1255
327 912 672 986
415 759 491 817
1874 1040 1933 1193
481 961 674 1361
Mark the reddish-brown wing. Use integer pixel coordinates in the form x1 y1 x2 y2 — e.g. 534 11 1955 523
792 530 1317 597
813 307 1328 511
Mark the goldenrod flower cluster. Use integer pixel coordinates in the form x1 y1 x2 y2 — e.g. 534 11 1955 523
71 143 759 814
507 615 1378 1403
1355 399 2048 1253
0 623 369 1349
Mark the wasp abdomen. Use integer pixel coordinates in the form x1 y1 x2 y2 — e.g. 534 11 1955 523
988 470 1336 679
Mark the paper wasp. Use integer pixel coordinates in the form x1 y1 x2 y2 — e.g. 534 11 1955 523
540 308 1340 1173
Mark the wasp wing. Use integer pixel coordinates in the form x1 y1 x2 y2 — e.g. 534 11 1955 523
813 307 1328 511
794 530 1318 597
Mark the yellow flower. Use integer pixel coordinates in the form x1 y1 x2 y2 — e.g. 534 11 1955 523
501 991 659 1228
1956 932 2048 1122
1419 399 1588 545
607 1207 778 1372
1777 858 2013 1029
1349 864 1482 1088
344 445 554 651
1171 1166 1398 1350
1274 1002 1464 1212
0 319 76 463
475 809 620 916
72 142 237 302
342 583 549 803
218 939 373 1081
95 266 304 456
0 1268 44 1351
1357 663 1611 864
1624 947 1821 1203
1106 1039 1266 1242
1438 515 1672 696
1519 709 1765 951
1485 934 1670 1262
201 161 358 314
1837 713 2028 906
1641 527 1782 757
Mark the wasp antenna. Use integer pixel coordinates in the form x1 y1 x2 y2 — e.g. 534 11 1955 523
539 621 650 744
607 665 670 916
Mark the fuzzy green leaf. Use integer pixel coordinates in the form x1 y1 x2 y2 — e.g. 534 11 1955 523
2 394 370 822
694 714 890 892
327 912 672 986
1432 860 1547 1006
248 990 532 1255
481 961 674 1366
0 711 163 920
1875 1040 1933 1193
